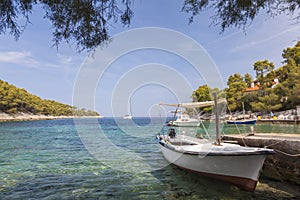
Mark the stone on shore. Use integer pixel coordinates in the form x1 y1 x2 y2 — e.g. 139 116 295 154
0 112 63 122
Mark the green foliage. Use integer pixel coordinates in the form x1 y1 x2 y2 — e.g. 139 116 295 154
241 91 259 111
192 85 223 113
0 0 133 52
0 80 99 116
230 41 300 113
182 0 300 32
273 41 300 110
244 73 253 87
193 41 300 113
1 1 299 52
282 41 300 65
73 108 99 116
253 59 275 87
192 85 211 102
225 73 247 111
250 89 282 113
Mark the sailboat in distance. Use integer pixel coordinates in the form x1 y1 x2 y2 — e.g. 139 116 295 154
123 114 132 119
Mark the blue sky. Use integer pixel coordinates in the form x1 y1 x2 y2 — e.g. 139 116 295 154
0 1 299 117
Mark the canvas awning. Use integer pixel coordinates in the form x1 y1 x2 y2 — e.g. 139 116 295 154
159 98 226 109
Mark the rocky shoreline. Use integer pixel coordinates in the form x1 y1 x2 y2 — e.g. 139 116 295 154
0 112 79 122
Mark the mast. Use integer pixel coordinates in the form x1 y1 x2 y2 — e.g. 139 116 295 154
172 105 180 122
213 93 221 145
242 101 245 119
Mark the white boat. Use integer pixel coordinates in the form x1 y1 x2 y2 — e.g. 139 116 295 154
123 114 132 119
157 95 274 191
167 111 201 127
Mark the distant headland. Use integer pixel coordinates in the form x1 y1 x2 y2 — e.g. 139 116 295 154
0 79 100 122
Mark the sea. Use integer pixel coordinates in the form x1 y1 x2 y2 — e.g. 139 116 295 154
0 118 299 200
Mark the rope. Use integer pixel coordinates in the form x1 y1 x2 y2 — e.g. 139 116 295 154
225 102 250 146
241 136 248 147
273 149 300 157
200 121 210 139
263 139 300 157
238 137 300 157
265 139 287 148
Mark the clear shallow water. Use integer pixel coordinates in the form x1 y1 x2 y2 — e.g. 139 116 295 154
0 118 299 199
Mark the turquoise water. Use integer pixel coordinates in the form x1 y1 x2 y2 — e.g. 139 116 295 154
0 118 299 199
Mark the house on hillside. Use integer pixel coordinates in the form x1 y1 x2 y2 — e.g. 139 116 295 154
245 78 279 93
245 82 260 93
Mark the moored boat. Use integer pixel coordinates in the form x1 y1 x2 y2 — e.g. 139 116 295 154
157 134 274 191
226 102 256 124
167 111 200 127
156 94 274 191
226 119 257 124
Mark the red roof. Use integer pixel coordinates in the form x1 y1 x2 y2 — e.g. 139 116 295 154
245 85 260 92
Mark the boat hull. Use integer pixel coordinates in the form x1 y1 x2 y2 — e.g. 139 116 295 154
227 119 257 124
160 145 266 191
123 115 132 119
168 121 200 127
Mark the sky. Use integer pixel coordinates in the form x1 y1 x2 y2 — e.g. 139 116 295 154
0 0 300 117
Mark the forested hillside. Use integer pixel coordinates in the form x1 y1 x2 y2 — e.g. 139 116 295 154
193 41 300 114
0 80 99 116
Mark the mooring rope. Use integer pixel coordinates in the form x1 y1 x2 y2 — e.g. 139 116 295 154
265 139 300 157
265 139 287 148
273 149 300 157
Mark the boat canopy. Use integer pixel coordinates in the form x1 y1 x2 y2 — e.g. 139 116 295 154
159 99 226 109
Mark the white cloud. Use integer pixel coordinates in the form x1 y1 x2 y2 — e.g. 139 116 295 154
231 26 300 52
0 51 41 67
0 51 79 69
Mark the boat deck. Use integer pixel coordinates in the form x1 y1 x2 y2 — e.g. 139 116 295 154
164 134 274 156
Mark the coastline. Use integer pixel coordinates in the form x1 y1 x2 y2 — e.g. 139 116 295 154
0 112 102 122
